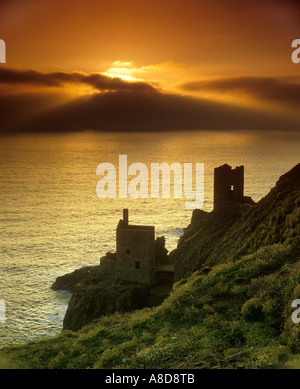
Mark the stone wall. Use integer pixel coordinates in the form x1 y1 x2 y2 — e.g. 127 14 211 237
116 227 155 285
100 257 116 277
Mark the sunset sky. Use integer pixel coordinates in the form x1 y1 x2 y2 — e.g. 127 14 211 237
0 0 299 132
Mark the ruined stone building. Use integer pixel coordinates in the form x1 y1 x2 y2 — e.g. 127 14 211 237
214 164 254 219
115 209 156 285
214 164 244 211
100 209 156 285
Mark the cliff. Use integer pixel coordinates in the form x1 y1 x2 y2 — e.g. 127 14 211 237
52 265 104 293
52 266 152 331
0 163 299 369
52 255 173 331
57 274 171 331
63 280 152 331
172 163 300 280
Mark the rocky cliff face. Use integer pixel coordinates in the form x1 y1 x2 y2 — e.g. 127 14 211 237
52 264 172 331
63 280 152 331
52 265 103 293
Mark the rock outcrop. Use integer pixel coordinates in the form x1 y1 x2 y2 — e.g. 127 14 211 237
52 264 172 331
62 280 152 331
52 265 103 293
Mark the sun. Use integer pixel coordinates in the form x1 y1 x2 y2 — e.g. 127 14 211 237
103 60 143 82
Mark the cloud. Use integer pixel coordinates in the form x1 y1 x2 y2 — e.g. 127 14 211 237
0 67 299 133
0 67 157 93
180 76 300 106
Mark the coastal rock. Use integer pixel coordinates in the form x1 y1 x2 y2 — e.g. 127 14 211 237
52 265 172 331
63 280 152 331
52 265 105 293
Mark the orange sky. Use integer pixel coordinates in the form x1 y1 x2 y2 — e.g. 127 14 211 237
0 0 299 132
1 0 299 73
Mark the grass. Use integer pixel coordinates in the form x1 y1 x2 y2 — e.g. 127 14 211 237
1 239 299 369
0 165 299 369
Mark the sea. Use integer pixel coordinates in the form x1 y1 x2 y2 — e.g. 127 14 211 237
0 129 299 348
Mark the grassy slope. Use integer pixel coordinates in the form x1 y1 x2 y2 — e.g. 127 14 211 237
172 163 300 279
0 164 299 369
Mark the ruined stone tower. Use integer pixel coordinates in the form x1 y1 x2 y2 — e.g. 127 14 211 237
213 164 254 220
115 209 156 285
214 164 244 211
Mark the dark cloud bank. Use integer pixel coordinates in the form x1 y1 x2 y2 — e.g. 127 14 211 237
180 76 300 107
0 68 299 133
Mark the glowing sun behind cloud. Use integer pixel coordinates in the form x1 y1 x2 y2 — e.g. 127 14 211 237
103 60 143 82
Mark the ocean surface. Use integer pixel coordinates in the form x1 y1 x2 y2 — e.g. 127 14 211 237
0 130 299 348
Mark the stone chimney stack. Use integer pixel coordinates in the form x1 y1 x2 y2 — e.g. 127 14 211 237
123 209 129 225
